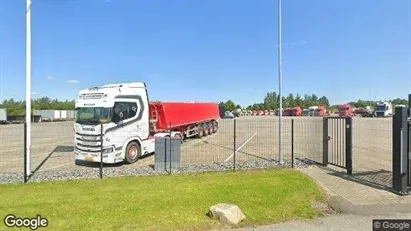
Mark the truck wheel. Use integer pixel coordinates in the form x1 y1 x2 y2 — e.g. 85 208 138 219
209 123 215 133
213 121 218 133
203 124 209 136
124 141 141 164
196 126 204 138
207 123 213 134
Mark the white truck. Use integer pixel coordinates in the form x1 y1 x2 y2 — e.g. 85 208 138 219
0 108 7 124
73 82 220 164
308 106 318 117
374 101 392 117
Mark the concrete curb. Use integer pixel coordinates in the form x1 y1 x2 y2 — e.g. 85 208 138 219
297 166 411 215
327 195 411 215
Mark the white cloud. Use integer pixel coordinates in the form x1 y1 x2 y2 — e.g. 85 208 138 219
47 76 53 81
67 79 79 84
31 92 37 95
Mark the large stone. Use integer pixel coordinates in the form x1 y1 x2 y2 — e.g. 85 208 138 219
207 203 246 226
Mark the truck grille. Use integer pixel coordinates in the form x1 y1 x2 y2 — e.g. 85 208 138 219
376 112 384 117
75 133 102 153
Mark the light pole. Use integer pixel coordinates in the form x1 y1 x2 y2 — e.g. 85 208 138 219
26 0 32 176
278 0 283 165
0 45 3 103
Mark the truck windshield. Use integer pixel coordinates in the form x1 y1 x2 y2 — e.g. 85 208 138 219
376 105 387 111
75 107 112 124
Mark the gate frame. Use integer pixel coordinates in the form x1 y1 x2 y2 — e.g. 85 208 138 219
392 105 410 195
322 116 353 175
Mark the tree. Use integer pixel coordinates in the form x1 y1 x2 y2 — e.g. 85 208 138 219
0 98 75 116
223 100 236 112
318 96 330 107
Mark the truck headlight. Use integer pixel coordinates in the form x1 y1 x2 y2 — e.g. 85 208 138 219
102 147 114 154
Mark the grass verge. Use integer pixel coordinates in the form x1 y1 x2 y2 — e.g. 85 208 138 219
0 168 326 231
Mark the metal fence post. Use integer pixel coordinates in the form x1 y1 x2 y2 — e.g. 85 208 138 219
23 122 28 183
291 119 294 168
233 119 236 170
322 117 328 166
169 121 172 175
100 123 103 179
345 117 353 175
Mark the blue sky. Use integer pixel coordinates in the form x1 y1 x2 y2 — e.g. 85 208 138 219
0 0 410 106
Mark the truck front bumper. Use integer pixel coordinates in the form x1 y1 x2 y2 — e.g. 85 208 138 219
74 149 124 164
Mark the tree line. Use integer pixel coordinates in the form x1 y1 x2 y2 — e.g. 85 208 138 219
0 97 75 116
1 93 408 117
219 91 409 112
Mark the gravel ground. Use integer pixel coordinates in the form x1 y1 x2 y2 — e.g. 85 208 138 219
0 158 316 184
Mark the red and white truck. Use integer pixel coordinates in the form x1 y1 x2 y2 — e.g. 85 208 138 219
338 104 374 117
284 107 302 116
73 82 220 164
314 106 327 116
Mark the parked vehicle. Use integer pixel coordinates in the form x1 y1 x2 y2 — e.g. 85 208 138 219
224 111 235 119
0 108 7 124
374 101 392 117
338 104 374 117
354 106 374 117
73 82 220 164
287 107 302 116
314 106 327 117
308 106 318 116
338 104 353 117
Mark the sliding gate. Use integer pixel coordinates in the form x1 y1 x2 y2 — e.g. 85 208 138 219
323 117 353 174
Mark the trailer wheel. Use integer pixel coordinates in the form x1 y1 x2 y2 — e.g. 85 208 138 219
207 123 213 134
213 121 218 133
124 141 141 164
203 124 209 136
196 126 204 138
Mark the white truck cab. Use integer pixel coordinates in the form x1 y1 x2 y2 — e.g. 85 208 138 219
308 106 318 117
74 82 156 164
374 101 392 117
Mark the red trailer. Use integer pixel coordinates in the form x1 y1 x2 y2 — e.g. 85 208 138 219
283 108 291 116
290 107 302 116
149 102 220 139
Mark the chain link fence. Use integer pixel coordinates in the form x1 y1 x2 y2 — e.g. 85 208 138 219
0 116 393 184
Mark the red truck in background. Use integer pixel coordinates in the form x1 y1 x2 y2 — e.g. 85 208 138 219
283 108 291 116
289 107 302 116
338 104 353 117
338 104 374 117
314 106 327 116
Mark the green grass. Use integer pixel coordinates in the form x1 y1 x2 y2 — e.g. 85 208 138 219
0 169 326 231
